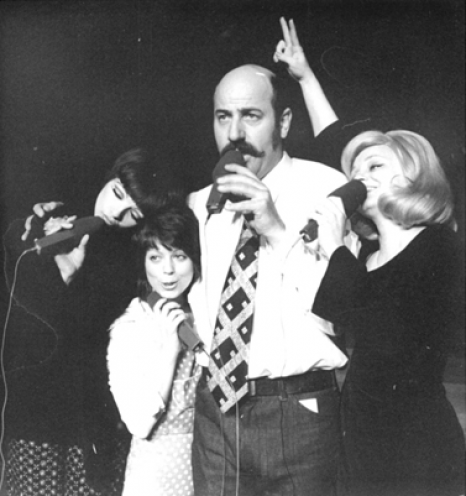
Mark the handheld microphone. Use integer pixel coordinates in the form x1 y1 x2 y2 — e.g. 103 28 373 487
206 149 246 215
147 292 204 353
300 180 367 243
34 216 105 255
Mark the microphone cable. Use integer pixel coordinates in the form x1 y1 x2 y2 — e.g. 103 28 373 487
0 246 37 491
201 216 252 496
192 334 240 496
1 219 62 492
211 345 241 496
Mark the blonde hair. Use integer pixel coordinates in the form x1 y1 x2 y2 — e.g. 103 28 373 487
341 130 455 228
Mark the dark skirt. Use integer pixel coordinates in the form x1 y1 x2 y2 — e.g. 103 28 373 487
340 379 465 496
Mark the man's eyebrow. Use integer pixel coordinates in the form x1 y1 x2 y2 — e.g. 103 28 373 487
214 106 265 119
240 107 262 114
215 106 262 114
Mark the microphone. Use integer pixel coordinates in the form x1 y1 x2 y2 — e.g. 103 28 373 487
206 149 246 215
300 180 367 243
147 292 204 353
34 216 105 255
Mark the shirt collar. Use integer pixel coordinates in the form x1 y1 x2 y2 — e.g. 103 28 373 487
261 152 292 203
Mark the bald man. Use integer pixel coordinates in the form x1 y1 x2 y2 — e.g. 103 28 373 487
188 65 354 495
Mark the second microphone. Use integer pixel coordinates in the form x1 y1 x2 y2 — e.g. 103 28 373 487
300 180 367 243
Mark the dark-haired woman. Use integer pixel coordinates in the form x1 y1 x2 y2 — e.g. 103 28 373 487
3 149 181 495
107 203 201 496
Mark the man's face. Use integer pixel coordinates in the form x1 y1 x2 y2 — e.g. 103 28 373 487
213 67 289 180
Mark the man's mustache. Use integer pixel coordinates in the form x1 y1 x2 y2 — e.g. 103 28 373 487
220 142 265 158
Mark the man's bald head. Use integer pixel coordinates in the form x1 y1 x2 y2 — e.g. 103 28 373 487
214 65 285 121
212 64 292 179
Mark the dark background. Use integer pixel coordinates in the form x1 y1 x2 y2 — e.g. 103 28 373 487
0 2 464 484
0 0 464 317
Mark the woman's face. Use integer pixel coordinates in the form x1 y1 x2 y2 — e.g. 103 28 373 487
145 242 194 299
94 178 143 228
350 145 407 215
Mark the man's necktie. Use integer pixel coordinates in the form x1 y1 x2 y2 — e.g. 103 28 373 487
207 219 259 413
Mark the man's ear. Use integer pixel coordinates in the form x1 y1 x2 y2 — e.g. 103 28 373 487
279 108 292 139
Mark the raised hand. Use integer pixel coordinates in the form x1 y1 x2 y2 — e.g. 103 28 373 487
43 215 77 236
54 234 90 285
273 17 313 82
152 299 184 352
18 201 89 283
21 201 65 241
311 197 347 259
149 298 184 406
274 17 338 136
217 164 285 248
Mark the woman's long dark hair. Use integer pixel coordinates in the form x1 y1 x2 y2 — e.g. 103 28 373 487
105 148 184 216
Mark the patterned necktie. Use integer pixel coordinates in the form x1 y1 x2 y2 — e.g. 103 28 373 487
207 219 259 413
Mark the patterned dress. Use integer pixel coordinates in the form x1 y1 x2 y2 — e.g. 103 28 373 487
108 298 201 496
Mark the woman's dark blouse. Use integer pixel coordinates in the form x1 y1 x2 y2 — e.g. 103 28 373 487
312 224 465 493
3 217 136 446
313 225 463 397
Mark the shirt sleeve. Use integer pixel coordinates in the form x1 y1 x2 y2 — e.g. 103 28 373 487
312 246 366 325
311 118 374 171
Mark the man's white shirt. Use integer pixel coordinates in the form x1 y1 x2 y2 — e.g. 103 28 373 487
188 152 359 378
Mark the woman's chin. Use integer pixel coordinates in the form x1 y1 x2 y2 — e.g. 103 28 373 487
158 289 183 300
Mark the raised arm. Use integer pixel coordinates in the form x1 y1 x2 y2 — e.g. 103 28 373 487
21 201 89 285
274 17 338 137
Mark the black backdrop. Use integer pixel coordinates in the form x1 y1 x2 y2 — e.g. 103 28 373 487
0 0 464 293
0 4 464 483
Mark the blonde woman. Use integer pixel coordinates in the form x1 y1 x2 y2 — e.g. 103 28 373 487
312 130 465 496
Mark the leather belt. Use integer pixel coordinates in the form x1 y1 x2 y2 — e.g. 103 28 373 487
247 369 336 397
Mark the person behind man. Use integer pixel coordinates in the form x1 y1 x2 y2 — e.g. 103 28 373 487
187 24 359 495
2 149 181 495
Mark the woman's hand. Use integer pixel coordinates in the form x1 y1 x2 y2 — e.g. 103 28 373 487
41 213 88 285
152 299 185 353
21 201 64 241
273 17 314 83
54 235 89 285
150 299 184 404
312 197 347 259
274 17 338 136
43 215 76 235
